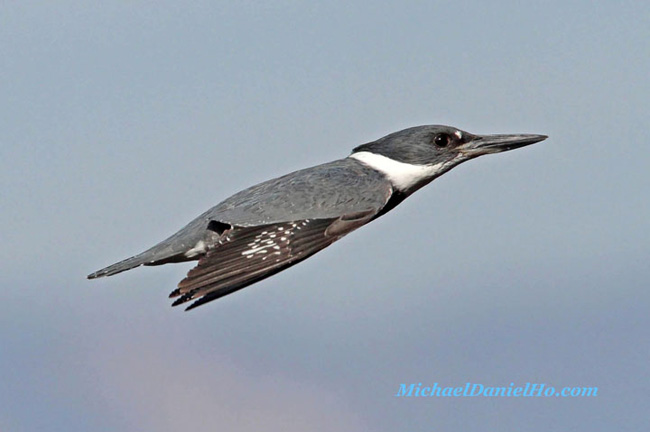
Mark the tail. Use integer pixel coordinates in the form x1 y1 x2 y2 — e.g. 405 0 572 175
87 252 157 279
87 240 197 279
87 219 209 280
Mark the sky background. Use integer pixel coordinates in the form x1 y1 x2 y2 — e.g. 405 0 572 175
1 1 649 431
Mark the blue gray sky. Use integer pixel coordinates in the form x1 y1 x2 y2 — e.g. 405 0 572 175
1 2 649 431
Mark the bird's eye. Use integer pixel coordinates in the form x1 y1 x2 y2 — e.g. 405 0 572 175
433 133 451 148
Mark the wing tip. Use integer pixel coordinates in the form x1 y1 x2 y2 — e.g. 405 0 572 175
183 294 218 311
170 289 228 311
171 297 187 307
184 302 200 312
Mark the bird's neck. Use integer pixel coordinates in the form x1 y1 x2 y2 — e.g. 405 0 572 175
349 151 446 194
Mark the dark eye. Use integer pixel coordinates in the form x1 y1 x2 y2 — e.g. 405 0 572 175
433 133 451 148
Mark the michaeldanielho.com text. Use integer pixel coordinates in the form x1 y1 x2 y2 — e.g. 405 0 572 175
395 382 598 398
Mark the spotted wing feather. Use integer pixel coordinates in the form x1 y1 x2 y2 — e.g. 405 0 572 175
170 216 364 310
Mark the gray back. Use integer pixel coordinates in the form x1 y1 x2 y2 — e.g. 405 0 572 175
203 158 392 226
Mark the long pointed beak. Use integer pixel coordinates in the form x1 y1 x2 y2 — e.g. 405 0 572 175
462 133 548 156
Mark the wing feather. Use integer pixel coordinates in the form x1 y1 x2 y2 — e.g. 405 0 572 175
172 218 339 310
171 210 378 310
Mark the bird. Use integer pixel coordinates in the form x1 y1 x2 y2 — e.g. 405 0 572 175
88 125 547 310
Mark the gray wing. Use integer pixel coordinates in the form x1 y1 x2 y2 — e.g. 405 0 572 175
203 157 392 226
88 158 392 282
170 209 377 310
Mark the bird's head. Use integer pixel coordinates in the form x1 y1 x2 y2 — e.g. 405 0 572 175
350 125 547 194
